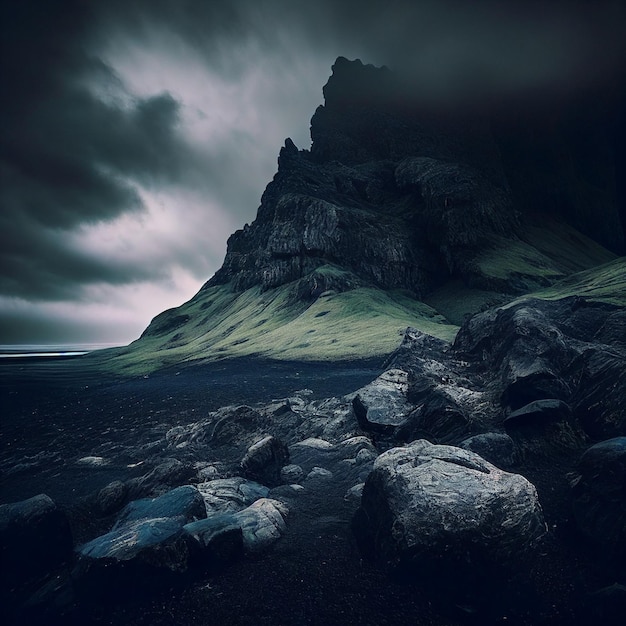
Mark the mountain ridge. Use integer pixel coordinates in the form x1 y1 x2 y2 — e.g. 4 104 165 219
98 57 623 373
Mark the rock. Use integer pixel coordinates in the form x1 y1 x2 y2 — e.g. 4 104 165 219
183 516 243 570
571 437 626 553
397 389 472 445
352 394 396 437
0 494 72 590
349 369 411 427
127 459 195 498
504 399 572 427
344 483 365 501
460 433 520 469
196 477 269 514
79 517 190 565
292 437 334 450
113 485 207 529
572 347 626 439
306 467 333 482
355 448 377 465
353 440 546 571
185 498 288 556
240 436 290 486
504 399 586 456
280 464 304 483
234 498 288 552
96 480 129 517
76 486 207 587
209 405 266 447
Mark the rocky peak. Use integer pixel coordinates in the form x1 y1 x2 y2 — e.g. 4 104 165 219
206 57 531 298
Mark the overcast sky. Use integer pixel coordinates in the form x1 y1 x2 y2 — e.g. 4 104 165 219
1 0 624 345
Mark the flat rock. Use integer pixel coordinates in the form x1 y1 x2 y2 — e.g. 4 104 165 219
113 485 207 529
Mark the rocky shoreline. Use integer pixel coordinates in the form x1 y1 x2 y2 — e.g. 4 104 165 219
1 296 624 625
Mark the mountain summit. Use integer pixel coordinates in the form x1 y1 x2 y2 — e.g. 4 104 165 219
104 58 624 372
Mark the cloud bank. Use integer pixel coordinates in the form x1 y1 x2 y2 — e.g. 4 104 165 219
1 0 623 343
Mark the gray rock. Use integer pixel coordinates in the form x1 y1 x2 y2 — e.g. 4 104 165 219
350 369 411 427
571 437 626 552
183 515 243 568
113 485 206 530
280 464 304 483
460 433 520 469
0 494 72 588
353 440 546 570
196 477 269 514
184 498 288 555
344 483 365 501
96 480 128 517
240 435 289 486
79 517 189 564
127 459 195 498
234 498 288 552
306 466 333 482
76 486 207 579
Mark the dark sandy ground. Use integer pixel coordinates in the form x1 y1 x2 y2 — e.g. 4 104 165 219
0 356 621 625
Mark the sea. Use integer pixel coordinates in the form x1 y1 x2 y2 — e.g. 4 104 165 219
0 343 121 359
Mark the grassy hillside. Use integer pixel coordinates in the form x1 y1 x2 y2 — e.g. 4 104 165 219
93 217 623 375
97 268 457 375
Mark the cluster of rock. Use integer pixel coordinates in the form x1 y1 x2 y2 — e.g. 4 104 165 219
3 293 625 622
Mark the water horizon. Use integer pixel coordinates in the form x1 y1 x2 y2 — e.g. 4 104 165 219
0 342 124 358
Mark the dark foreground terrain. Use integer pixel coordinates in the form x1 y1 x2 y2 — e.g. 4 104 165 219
1 298 625 626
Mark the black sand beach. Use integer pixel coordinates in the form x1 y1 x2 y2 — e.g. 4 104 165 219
0 355 621 626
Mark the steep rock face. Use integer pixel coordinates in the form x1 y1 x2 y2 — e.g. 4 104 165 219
123 57 620 369
206 57 522 299
206 56 622 302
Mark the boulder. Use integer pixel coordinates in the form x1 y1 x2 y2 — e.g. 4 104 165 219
184 498 288 555
234 498 288 553
113 485 206 529
76 486 207 586
183 515 244 570
196 477 269 514
396 389 472 445
280 464 305 484
96 480 129 517
127 459 195 499
459 433 520 469
353 440 546 571
0 494 72 590
571 437 626 553
240 436 289 486
503 399 586 456
350 369 411 428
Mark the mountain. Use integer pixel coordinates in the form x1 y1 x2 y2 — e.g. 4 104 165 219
100 57 624 374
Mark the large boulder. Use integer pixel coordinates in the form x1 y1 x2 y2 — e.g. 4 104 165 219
571 437 626 553
75 486 207 589
353 440 546 571
184 498 288 555
0 494 72 590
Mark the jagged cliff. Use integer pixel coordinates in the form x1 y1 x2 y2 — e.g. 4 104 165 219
103 57 623 372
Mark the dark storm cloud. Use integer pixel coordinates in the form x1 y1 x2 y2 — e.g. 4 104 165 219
0 0 229 299
1 0 624 342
